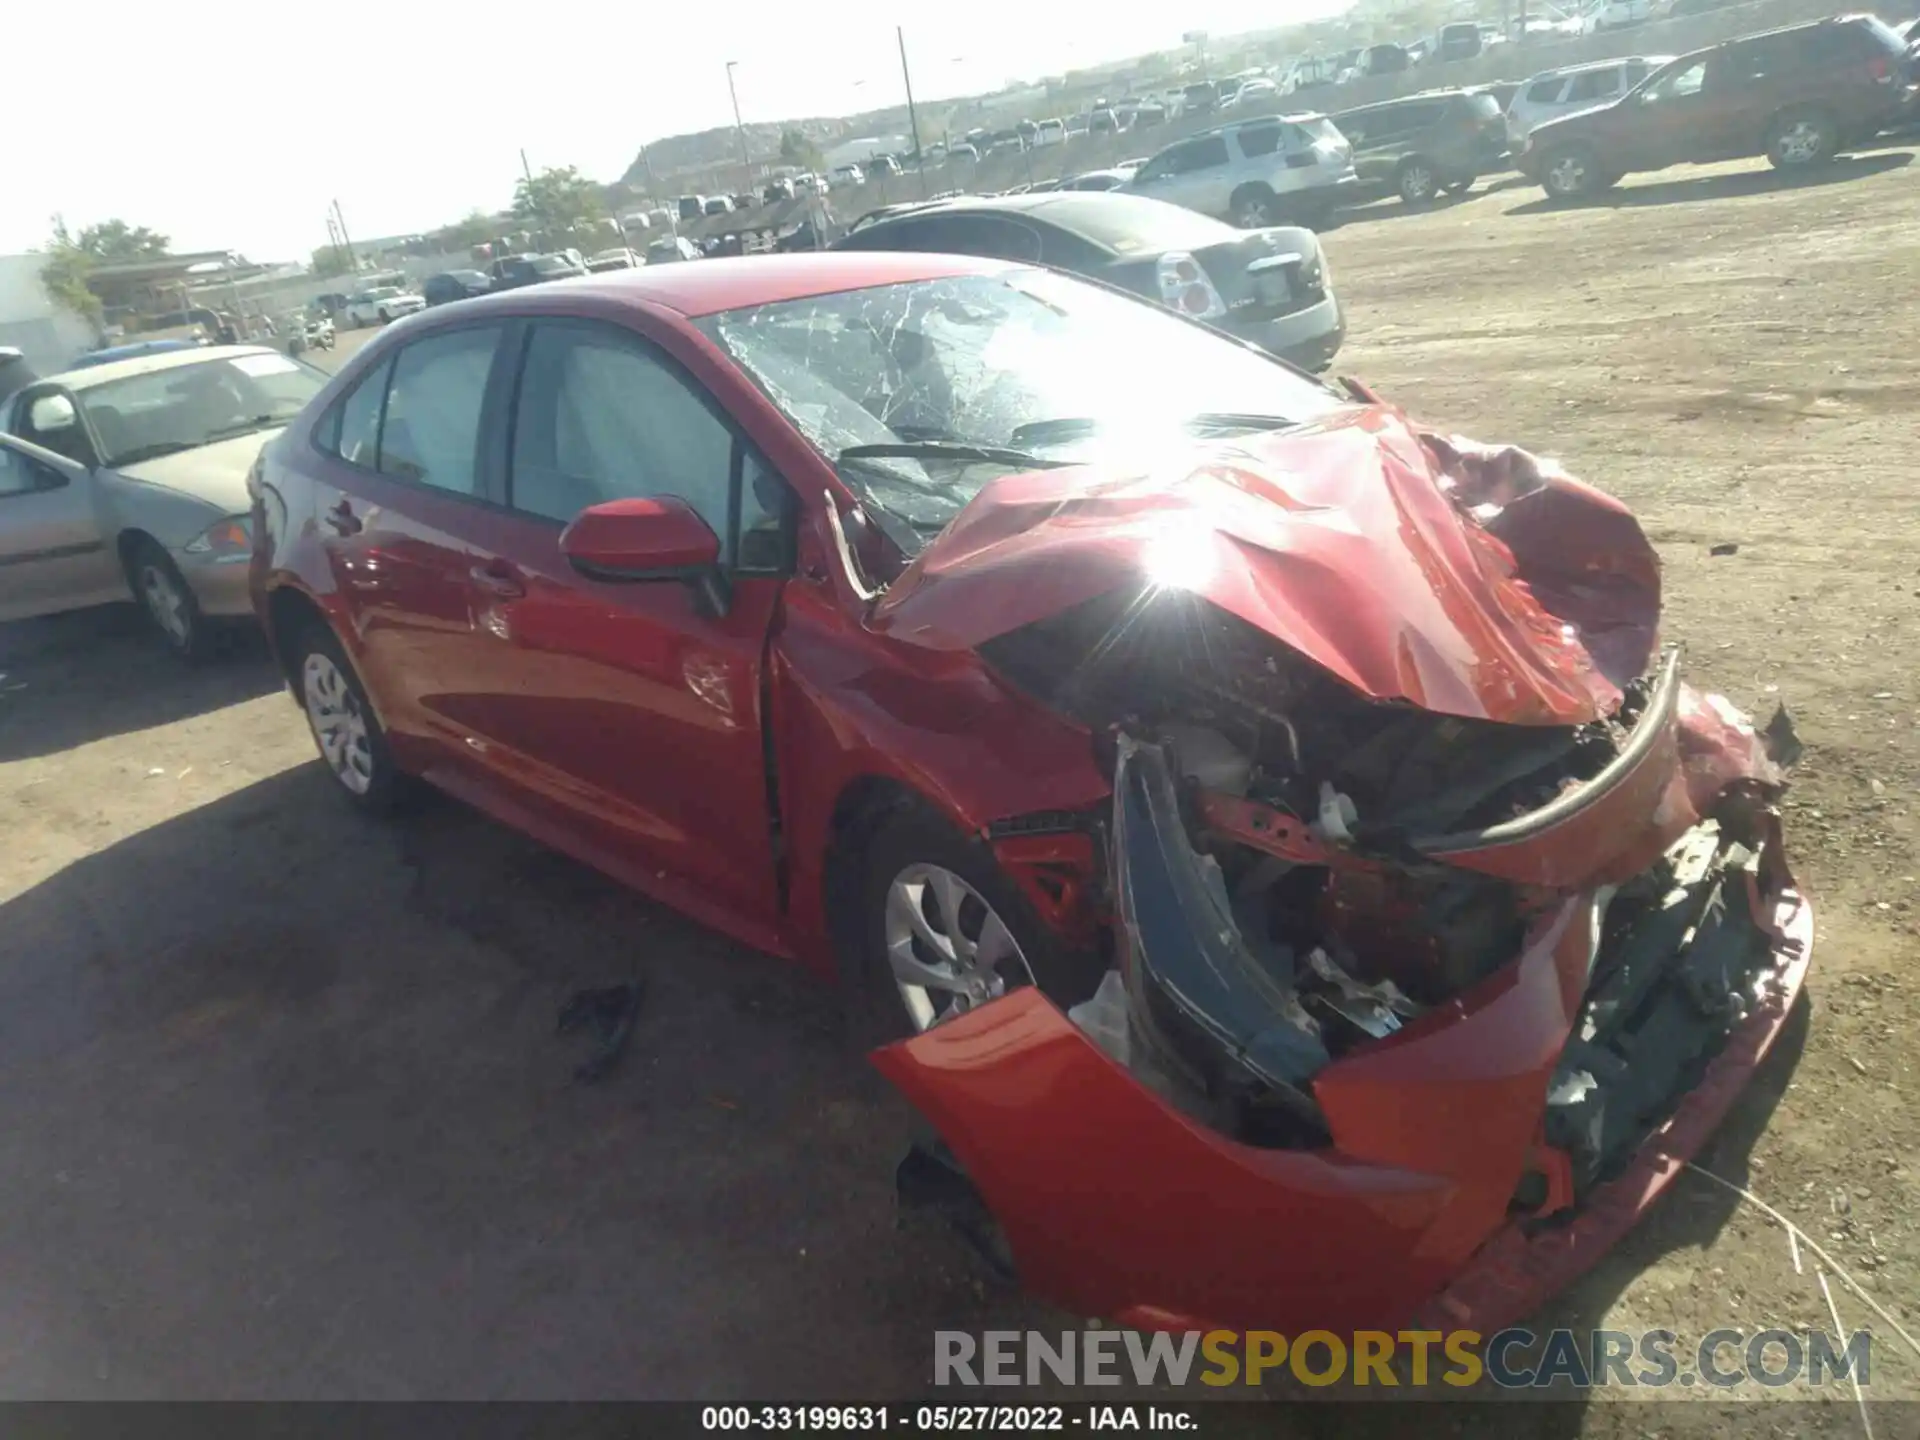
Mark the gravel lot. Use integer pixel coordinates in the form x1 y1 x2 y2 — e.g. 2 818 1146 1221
2 151 1916 1419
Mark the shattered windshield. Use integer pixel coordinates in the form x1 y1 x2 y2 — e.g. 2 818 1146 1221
695 271 1347 550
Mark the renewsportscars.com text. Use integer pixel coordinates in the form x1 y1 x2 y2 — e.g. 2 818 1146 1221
934 1328 1873 1390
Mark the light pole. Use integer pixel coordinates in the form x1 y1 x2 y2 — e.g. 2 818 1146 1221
897 27 927 200
726 61 751 195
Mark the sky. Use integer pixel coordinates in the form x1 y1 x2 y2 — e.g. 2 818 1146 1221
8 0 1348 264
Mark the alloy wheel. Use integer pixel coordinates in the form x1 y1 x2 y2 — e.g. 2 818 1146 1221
1546 153 1589 197
1236 197 1274 227
1776 120 1825 166
302 652 375 795
883 863 1036 1032
1401 163 1436 202
139 563 192 649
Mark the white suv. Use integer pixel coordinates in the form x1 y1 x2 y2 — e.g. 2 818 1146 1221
1505 56 1670 147
1124 114 1358 226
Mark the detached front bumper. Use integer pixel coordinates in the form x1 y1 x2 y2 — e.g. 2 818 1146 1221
873 690 1810 1335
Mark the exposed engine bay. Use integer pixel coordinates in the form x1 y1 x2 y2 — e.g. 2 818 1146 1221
982 586 1798 1186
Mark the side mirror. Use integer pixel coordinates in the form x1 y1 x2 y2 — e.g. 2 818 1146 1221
29 393 77 432
560 496 729 614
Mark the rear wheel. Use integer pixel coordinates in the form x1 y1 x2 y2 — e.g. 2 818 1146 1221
294 621 407 814
1396 156 1440 205
1767 107 1838 170
1229 183 1279 228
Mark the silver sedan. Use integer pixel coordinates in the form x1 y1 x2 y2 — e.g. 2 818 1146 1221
0 345 330 659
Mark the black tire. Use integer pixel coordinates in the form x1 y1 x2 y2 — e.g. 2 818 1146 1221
291 620 409 815
126 537 212 662
377 307 391 324
1766 106 1839 171
1229 183 1280 228
1396 155 1440 205
851 805 1104 1048
1538 144 1605 201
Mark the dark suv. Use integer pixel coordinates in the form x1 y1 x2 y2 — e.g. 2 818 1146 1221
1518 14 1918 199
1332 89 1508 204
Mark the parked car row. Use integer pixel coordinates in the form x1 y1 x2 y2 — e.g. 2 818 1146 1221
1514 13 1918 198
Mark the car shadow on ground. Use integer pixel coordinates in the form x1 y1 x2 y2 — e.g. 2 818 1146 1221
0 605 282 764
1505 151 1914 216
0 762 1057 1398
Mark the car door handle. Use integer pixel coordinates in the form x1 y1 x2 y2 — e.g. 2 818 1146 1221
469 561 525 600
325 498 361 536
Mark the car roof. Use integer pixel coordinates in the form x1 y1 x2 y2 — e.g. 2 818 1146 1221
1171 110 1331 141
47 344 281 391
443 252 1011 320
1525 55 1661 81
1335 87 1479 116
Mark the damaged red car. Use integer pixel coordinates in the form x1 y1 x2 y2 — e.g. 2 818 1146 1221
249 253 1809 1337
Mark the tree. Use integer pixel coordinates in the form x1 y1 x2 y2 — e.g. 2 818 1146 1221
309 244 355 280
75 218 171 263
438 210 498 249
39 218 103 327
511 165 605 231
778 128 824 171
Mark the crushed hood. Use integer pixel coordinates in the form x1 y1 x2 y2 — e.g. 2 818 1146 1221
869 406 1661 726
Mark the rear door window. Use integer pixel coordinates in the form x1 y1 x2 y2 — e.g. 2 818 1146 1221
1525 77 1569 104
1235 123 1284 158
1566 68 1623 103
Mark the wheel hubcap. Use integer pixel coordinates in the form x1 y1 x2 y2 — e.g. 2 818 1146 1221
883 864 1035 1032
1780 123 1822 163
302 653 375 795
140 564 191 646
1405 165 1433 198
1548 156 1587 193
1240 199 1271 225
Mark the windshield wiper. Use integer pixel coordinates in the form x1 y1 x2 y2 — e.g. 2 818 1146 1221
1008 413 1299 448
204 413 290 443
837 441 1069 470
107 441 196 466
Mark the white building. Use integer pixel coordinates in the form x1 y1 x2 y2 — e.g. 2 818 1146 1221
0 253 99 372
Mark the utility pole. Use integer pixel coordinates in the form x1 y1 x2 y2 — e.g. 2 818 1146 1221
898 26 928 201
726 62 751 194
329 198 358 273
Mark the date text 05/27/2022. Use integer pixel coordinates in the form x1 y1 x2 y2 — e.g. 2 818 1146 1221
700 1406 1193 1432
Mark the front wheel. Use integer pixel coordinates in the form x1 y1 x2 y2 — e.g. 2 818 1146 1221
854 807 1102 1043
128 538 210 662
1539 145 1604 200
1767 107 1838 170
294 622 408 814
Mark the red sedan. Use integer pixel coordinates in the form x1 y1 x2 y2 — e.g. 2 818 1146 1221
248 254 1808 1337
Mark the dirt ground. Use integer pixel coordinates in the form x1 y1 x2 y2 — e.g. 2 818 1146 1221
1 149 1916 1421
